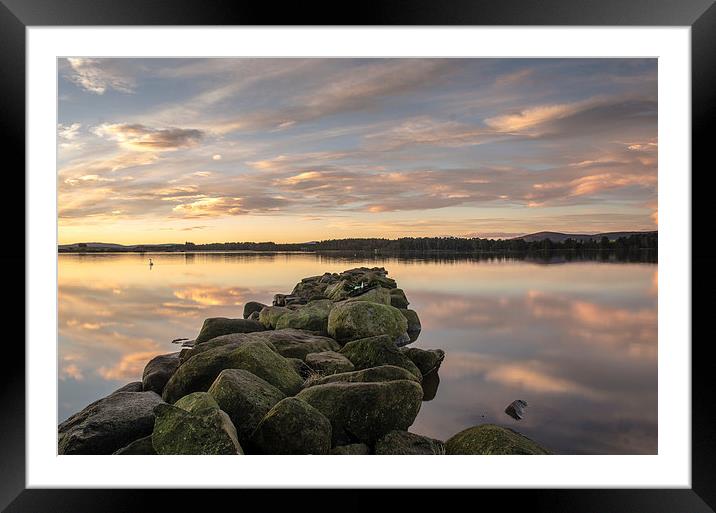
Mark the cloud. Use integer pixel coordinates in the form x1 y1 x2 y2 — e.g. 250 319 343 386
92 123 204 152
64 58 135 94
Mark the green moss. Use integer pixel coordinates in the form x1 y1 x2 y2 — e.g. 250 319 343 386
250 397 332 454
304 365 420 388
344 287 392 305
174 391 220 415
327 302 408 344
305 351 354 375
375 430 445 455
339 335 422 379
275 299 333 333
195 317 264 344
258 306 291 329
445 424 551 455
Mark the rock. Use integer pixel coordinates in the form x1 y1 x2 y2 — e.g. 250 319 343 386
330 443 371 455
113 435 156 455
258 329 341 359
344 286 392 306
275 299 333 333
505 399 528 420
248 311 260 321
151 403 243 455
304 365 420 388
114 381 145 393
400 309 421 344
327 301 408 345
390 288 410 309
401 348 445 375
259 306 291 329
163 340 303 402
339 335 422 379
290 277 331 303
207 369 285 445
420 370 440 401
273 294 304 307
174 391 220 414
305 351 355 375
243 301 267 319
286 357 313 378
445 424 551 455
250 397 332 454
58 390 163 455
374 431 445 455
296 380 423 445
324 280 351 301
142 352 181 395
195 317 264 344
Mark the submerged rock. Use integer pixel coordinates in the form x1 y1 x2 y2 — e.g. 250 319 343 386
327 301 408 345
250 397 332 454
400 309 421 344
303 365 420 388
58 389 163 455
151 403 243 455
401 348 445 376
113 435 156 455
296 380 423 445
243 301 267 319
195 317 264 344
374 431 445 455
505 399 528 420
142 352 181 395
207 369 285 445
339 335 422 379
445 424 551 455
275 299 333 333
330 443 371 455
305 351 355 375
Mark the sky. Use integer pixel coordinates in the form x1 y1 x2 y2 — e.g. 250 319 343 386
57 58 657 244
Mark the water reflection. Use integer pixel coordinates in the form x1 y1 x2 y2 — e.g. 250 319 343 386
58 252 657 454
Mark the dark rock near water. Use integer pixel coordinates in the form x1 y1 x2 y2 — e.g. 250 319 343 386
420 370 440 401
253 329 340 360
400 309 421 344
250 397 332 454
374 430 445 455
195 317 264 344
401 347 445 376
142 352 180 395
305 351 355 375
339 335 422 379
113 435 156 455
303 365 420 388
207 369 285 445
328 301 408 345
58 389 163 455
445 424 551 455
505 399 528 420
151 403 243 455
330 443 371 455
390 288 410 309
243 301 267 319
296 380 423 445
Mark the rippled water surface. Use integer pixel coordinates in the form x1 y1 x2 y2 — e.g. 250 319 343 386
58 252 657 454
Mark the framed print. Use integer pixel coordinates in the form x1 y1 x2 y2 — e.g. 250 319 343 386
3 0 714 511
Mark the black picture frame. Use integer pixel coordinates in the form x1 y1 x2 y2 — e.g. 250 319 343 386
3 0 713 511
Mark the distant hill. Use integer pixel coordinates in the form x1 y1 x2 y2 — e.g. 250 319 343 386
512 231 657 243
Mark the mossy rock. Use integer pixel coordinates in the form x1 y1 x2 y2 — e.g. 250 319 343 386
327 301 408 345
142 352 180 395
195 317 264 344
400 309 421 344
296 380 423 445
390 289 410 309
305 351 355 375
330 443 371 455
227 341 303 395
113 435 156 455
253 328 341 360
259 306 291 329
275 299 333 333
250 397 332 454
401 347 445 375
207 369 286 446
243 301 268 319
445 424 551 455
344 286 392 306
182 332 277 362
374 430 445 455
151 403 243 455
305 365 420 388
174 391 220 415
339 335 421 379
286 357 313 378
325 280 351 301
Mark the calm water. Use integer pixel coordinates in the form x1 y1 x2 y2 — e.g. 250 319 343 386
58 252 657 454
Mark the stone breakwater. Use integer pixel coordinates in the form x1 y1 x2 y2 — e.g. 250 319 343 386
58 267 550 455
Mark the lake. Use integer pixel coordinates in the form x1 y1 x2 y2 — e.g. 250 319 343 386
58 251 657 454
